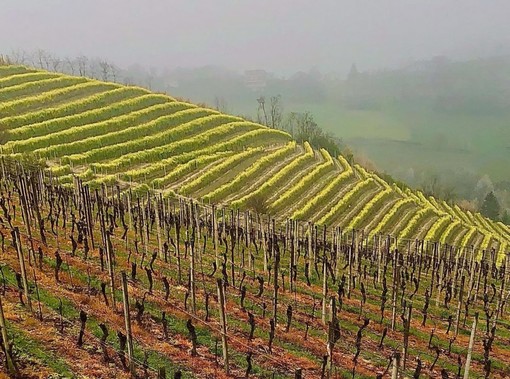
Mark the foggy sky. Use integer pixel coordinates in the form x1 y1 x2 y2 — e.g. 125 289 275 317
1 0 510 74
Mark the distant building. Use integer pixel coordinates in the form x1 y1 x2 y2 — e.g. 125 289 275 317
243 69 269 91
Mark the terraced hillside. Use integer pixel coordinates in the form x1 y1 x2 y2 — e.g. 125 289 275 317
1 64 509 256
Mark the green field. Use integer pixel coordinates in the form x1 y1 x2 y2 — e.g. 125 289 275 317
279 103 509 182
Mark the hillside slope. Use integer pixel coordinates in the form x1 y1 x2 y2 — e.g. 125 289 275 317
1 64 509 256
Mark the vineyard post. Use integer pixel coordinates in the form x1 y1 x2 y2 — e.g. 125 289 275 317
505 252 510 316
32 268 43 320
106 231 116 310
28 175 46 249
38 170 45 204
285 219 289 245
195 202 201 244
0 296 16 375
417 240 424 288
313 225 318 267
494 262 506 328
307 222 312 281
352 229 358 276
273 246 280 324
95 189 107 249
391 352 400 379
155 197 163 259
190 227 196 314
333 227 339 280
474 247 484 303
0 157 5 182
326 296 337 376
402 302 412 370
251 213 257 272
81 183 89 242
454 276 465 336
159 193 170 255
14 227 32 312
429 242 437 301
436 243 444 306
466 247 476 303
391 254 399 331
452 245 460 290
175 210 182 284
221 207 225 242
244 211 249 249
322 255 328 324
84 185 95 249
162 195 169 246
385 235 391 268
377 235 383 284
126 191 133 247
212 205 218 269
217 278 229 374
121 272 135 375
230 211 237 288
289 223 295 292
141 198 148 263
295 220 300 278
17 176 35 261
347 245 352 298
463 312 478 379
236 209 240 267
262 216 268 273
459 246 468 287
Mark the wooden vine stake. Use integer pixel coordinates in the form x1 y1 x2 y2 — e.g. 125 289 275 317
17 175 35 261
121 272 135 375
106 231 116 310
190 228 196 314
216 278 229 374
322 255 328 324
463 312 478 379
13 227 32 312
212 205 218 268
390 257 399 331
391 352 400 379
155 198 163 259
401 302 412 370
273 246 280 324
326 296 338 376
0 296 17 375
454 275 465 336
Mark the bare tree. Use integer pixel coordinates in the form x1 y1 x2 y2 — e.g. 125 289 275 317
269 95 283 129
214 96 229 113
64 57 76 75
257 96 268 126
34 49 49 69
76 55 88 76
51 57 62 72
110 63 119 82
99 60 111 81
10 49 28 64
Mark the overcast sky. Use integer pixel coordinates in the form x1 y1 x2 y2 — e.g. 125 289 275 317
1 0 509 74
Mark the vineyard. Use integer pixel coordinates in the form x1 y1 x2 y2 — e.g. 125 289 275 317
0 63 509 378
0 65 509 255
